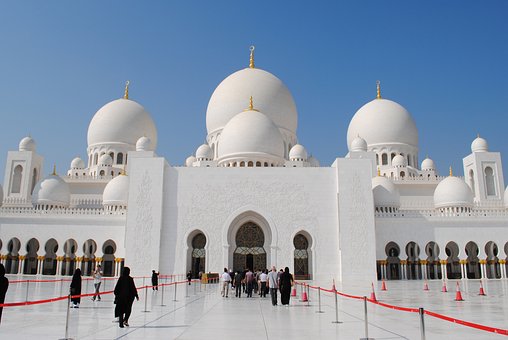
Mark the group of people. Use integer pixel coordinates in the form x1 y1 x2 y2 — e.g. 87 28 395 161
221 266 294 306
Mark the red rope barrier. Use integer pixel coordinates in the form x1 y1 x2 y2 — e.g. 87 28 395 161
424 310 508 336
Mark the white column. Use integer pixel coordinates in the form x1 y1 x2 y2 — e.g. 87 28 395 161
480 260 486 279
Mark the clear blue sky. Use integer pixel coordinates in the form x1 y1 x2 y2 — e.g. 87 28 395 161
0 1 507 182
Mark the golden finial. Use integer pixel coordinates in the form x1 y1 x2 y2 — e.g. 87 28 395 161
52 164 57 176
477 133 480 138
120 163 127 176
249 46 255 69
244 96 259 112
376 80 381 99
123 81 130 99
449 166 453 177
377 168 381 176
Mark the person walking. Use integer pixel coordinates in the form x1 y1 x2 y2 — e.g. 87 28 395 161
0 264 9 324
234 271 243 298
259 269 268 298
245 268 254 297
92 265 102 301
187 270 192 285
151 270 159 291
114 267 139 328
220 268 231 297
279 267 294 306
70 268 82 308
267 266 278 306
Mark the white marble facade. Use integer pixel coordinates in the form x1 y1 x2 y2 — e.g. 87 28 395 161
1 50 507 285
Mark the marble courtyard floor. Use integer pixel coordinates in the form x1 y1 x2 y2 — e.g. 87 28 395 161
1 276 507 339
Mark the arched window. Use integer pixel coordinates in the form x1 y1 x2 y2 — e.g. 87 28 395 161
385 242 401 280
375 154 379 165
99 170 105 176
191 233 206 278
381 153 388 165
117 153 123 165
109 152 115 163
469 169 475 196
294 234 310 280
31 168 37 194
407 155 411 167
11 165 23 194
94 153 98 165
248 161 253 167
485 167 496 196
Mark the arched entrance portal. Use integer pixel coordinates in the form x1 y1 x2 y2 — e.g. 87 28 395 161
191 233 206 278
233 222 266 272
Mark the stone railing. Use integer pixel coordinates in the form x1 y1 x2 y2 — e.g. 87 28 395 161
0 206 126 216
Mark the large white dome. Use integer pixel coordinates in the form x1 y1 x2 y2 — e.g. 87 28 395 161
347 98 418 149
88 98 157 149
206 68 298 135
372 176 400 208
32 174 71 208
434 176 474 209
217 110 284 164
103 174 129 207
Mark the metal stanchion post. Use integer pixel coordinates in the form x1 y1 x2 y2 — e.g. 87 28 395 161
419 307 426 340
193 279 196 295
173 281 178 301
59 295 73 340
25 280 30 302
186 280 189 297
160 277 166 306
360 296 374 340
307 284 310 306
142 285 150 312
316 287 324 313
332 286 342 324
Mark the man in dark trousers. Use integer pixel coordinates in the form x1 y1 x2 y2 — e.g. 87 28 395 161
0 264 9 324
114 267 139 328
151 270 159 291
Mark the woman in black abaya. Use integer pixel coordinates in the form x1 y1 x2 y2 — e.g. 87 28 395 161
279 267 293 306
70 268 82 308
114 267 139 328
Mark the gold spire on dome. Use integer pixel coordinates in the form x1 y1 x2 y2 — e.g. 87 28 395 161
52 164 57 176
244 96 259 112
249 46 255 69
376 80 381 99
377 168 381 176
120 163 127 176
123 81 130 99
449 166 453 177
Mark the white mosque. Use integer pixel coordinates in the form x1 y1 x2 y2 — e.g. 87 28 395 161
0 48 507 286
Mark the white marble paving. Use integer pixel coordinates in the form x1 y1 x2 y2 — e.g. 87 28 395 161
1 276 507 339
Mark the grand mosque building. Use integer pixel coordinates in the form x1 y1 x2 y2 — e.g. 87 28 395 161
0 48 507 285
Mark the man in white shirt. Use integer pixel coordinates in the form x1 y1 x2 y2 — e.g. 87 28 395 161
267 266 278 306
259 269 268 298
221 268 231 297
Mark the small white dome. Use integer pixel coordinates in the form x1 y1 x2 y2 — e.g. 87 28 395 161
103 174 129 207
98 154 113 166
308 156 320 167
347 98 418 149
392 154 407 167
471 136 488 152
206 68 298 135
70 157 85 169
196 144 213 161
504 186 508 209
88 98 157 150
350 135 368 152
434 176 474 209
185 156 197 167
218 110 284 163
289 144 307 161
32 174 71 208
19 136 36 152
421 157 435 171
136 136 152 151
372 176 400 208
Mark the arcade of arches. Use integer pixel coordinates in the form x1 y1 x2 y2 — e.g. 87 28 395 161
378 240 508 280
0 237 123 276
187 222 312 279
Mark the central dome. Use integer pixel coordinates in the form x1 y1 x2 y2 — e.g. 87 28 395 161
347 98 418 149
88 98 157 149
206 68 298 135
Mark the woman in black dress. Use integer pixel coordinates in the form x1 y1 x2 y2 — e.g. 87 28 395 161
0 264 9 323
70 268 82 308
114 267 139 328
279 267 293 306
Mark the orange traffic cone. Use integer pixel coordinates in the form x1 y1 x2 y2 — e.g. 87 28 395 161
291 286 297 297
370 282 377 302
441 280 448 292
455 282 464 301
479 280 486 296
381 280 387 291
423 281 429 291
301 284 308 302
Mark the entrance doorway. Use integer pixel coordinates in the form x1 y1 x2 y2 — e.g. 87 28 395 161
233 222 266 272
